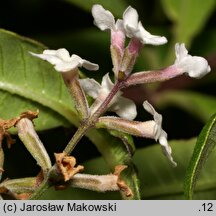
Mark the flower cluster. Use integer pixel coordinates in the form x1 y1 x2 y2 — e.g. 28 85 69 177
92 4 167 78
92 5 167 46
30 4 211 167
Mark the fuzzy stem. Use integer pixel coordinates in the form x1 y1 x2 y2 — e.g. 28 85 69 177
30 76 140 199
63 80 123 155
124 65 183 87
63 123 89 155
29 177 50 200
29 79 136 200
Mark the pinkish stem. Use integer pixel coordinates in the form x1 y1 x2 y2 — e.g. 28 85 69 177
124 65 183 87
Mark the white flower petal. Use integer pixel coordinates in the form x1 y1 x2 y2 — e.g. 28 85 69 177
123 6 139 36
174 43 211 78
99 74 118 107
143 101 162 125
143 100 176 166
182 56 211 78
115 19 125 32
159 130 177 167
30 49 99 73
101 73 114 91
143 100 162 139
69 55 99 71
92 4 167 46
43 50 58 55
121 6 167 45
175 43 188 61
81 60 99 71
111 96 137 120
137 22 167 45
80 73 137 119
30 52 63 65
54 62 79 72
55 48 71 62
70 54 83 66
79 78 101 99
143 100 156 115
92 4 115 31
40 48 71 63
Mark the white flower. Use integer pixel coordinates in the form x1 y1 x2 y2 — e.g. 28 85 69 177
30 48 99 72
79 73 137 120
123 6 167 45
92 4 124 32
174 43 211 78
92 4 167 46
143 101 177 166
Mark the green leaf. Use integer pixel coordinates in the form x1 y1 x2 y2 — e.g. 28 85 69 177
85 129 140 200
0 29 140 199
156 91 216 122
134 139 196 199
63 0 127 17
161 0 216 46
184 113 216 199
40 139 194 199
109 130 136 157
0 29 79 131
134 138 216 199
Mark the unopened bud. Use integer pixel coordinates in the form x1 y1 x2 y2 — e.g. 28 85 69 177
96 117 156 139
65 74 90 120
0 177 36 196
119 38 142 77
110 45 123 78
16 118 52 173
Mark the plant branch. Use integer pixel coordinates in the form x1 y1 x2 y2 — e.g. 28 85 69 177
28 78 139 200
63 80 123 155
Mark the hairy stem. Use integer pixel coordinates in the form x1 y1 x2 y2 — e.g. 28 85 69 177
29 80 125 198
29 78 140 200
29 177 50 200
124 65 183 87
63 80 123 155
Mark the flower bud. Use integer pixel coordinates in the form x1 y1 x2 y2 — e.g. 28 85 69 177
96 116 156 139
16 118 52 173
